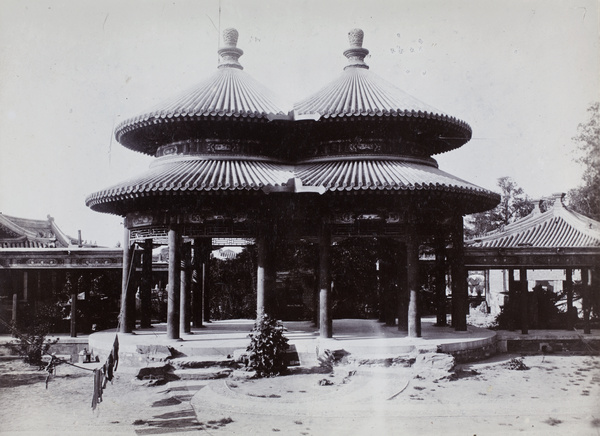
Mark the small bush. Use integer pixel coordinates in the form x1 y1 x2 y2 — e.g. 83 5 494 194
505 357 529 371
9 322 59 368
246 314 289 377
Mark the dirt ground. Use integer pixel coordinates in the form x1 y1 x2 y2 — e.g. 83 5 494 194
1 353 599 436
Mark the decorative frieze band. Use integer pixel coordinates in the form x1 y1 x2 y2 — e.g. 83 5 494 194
304 138 426 158
156 139 269 158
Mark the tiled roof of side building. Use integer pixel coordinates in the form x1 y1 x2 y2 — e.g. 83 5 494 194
466 194 600 248
0 213 76 248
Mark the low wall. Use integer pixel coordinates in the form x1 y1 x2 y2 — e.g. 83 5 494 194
0 336 89 363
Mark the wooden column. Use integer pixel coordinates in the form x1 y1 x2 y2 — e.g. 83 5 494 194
180 242 192 334
406 221 421 338
140 239 153 329
22 271 28 302
126 252 140 332
451 215 468 331
257 228 277 319
396 243 408 331
565 268 574 330
319 221 332 338
520 267 529 335
434 234 447 327
203 240 212 324
191 238 203 328
12 293 18 336
166 227 181 340
582 268 591 334
507 268 517 331
256 235 267 319
70 291 77 338
119 228 133 334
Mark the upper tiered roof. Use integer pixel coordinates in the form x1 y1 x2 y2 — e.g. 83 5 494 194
466 194 600 248
115 28 289 155
293 29 471 155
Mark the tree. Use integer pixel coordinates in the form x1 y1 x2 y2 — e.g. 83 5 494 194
567 102 600 221
466 176 533 238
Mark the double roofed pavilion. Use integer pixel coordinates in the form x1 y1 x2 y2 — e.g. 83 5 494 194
86 28 499 339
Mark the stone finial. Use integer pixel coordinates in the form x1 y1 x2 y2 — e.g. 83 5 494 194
348 28 364 47
343 28 369 70
222 28 239 47
218 28 244 70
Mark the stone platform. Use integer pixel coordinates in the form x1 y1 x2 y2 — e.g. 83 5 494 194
88 317 498 366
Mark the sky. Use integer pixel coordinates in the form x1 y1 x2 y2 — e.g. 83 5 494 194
0 0 598 247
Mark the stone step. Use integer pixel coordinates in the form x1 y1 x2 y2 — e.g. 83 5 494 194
135 362 236 382
172 367 234 380
168 356 237 369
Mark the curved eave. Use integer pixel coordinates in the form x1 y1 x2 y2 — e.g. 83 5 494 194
293 68 471 152
86 157 296 213
467 205 600 248
114 68 290 154
295 160 498 212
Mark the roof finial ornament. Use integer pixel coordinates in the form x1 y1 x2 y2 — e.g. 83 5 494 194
344 28 369 70
218 28 244 70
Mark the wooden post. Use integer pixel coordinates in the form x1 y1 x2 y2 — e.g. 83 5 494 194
166 227 181 340
203 239 211 323
520 267 528 335
396 243 408 331
191 238 203 328
140 239 153 328
257 225 277 319
451 215 468 331
256 235 266 319
119 228 133 334
406 222 421 338
126 251 140 332
565 268 574 330
435 234 447 327
180 242 191 334
70 292 77 338
319 221 332 338
582 268 591 334
22 271 28 302
11 293 18 336
507 268 517 331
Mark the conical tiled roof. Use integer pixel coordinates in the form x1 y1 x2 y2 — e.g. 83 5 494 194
293 28 471 148
115 28 289 154
87 157 295 212
466 194 600 248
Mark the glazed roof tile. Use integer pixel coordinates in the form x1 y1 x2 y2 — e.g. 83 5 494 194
295 159 495 196
0 213 76 248
115 29 289 147
293 29 469 133
86 156 498 211
466 195 600 248
86 157 295 208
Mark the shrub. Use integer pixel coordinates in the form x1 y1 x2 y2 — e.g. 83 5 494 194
9 322 59 368
246 314 289 377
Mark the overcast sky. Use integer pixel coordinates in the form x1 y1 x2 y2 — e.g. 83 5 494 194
0 0 598 246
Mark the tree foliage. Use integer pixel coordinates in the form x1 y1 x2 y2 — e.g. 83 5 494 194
466 176 533 238
567 102 600 221
209 246 257 320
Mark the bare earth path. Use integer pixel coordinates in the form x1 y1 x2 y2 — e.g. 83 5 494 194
1 354 599 435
